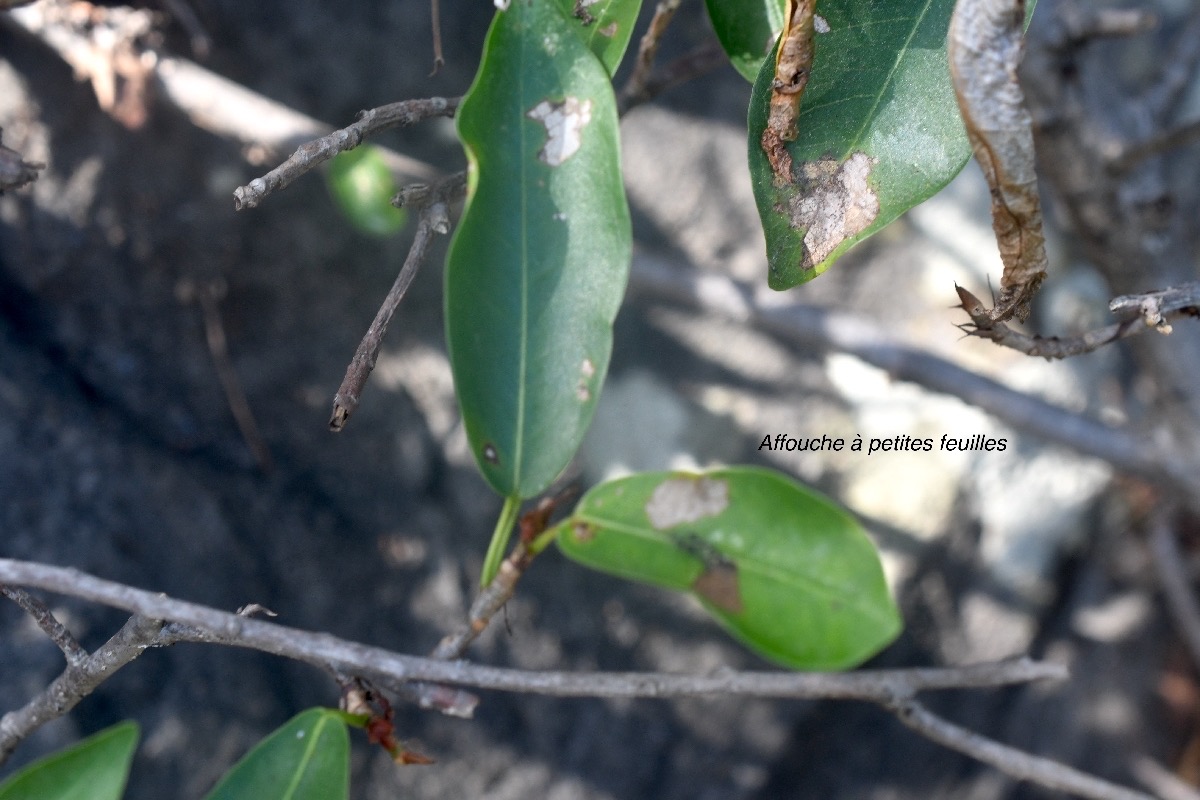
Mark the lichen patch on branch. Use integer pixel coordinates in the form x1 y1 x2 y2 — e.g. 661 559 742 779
527 97 593 166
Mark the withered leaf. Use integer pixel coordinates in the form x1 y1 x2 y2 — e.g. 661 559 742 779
949 0 1047 322
761 0 816 185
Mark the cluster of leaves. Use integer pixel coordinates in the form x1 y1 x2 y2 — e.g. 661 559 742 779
3 0 1045 796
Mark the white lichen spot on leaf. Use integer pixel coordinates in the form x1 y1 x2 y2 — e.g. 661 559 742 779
527 97 593 167
785 151 880 269
644 476 730 529
576 357 596 401
814 14 830 33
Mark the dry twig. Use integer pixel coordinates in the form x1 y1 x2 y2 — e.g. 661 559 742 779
0 586 86 665
0 558 1158 800
177 278 274 472
328 172 463 431
0 615 163 765
618 0 685 112
1149 511 1200 672
233 96 460 210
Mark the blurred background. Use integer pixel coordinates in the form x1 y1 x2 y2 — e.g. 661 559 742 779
2 0 1198 797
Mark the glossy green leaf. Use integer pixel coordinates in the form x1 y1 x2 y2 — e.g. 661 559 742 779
554 0 642 75
554 467 901 670
705 0 786 82
749 0 971 290
203 709 349 800
327 146 407 237
749 0 1039 290
446 0 632 499
0 721 139 800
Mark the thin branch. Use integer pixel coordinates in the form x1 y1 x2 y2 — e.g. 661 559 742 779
1111 118 1200 173
430 494 563 660
1149 510 1200 672
177 279 274 472
7 559 1159 800
892 697 1155 800
618 0 685 113
159 0 212 59
429 0 443 75
328 173 463 431
0 559 1064 703
0 586 87 666
955 284 1150 358
1142 11 1200 121
955 282 1200 358
233 96 460 210
1131 755 1200 800
0 615 163 766
627 254 1200 502
621 38 729 114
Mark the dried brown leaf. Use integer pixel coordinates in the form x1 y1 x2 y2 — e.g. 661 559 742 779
761 0 816 185
949 0 1047 322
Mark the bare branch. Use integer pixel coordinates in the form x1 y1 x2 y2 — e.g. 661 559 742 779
0 559 1063 704
429 0 444 75
628 254 1200 502
1149 511 1200 672
176 279 274 472
618 0 685 113
233 96 460 210
955 284 1147 358
0 615 163 766
8 558 1159 799
628 38 729 112
893 698 1155 800
328 173 463 431
1142 11 1200 121
1110 118 1200 173
0 586 87 665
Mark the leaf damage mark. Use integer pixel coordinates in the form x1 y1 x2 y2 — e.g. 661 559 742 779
527 97 593 167
576 357 596 402
672 532 744 614
949 0 1047 322
572 521 595 542
644 476 729 529
598 21 618 38
782 152 880 269
482 443 500 464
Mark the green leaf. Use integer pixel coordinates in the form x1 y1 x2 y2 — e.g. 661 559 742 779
554 467 901 670
326 146 407 237
705 0 786 82
446 0 632 499
748 0 971 290
554 0 642 75
203 709 349 800
0 721 139 800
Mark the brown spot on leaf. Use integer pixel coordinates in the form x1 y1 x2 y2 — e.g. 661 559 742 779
598 21 618 38
783 152 880 269
692 564 744 614
645 477 730 529
672 532 744 614
572 521 595 542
